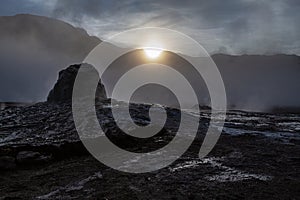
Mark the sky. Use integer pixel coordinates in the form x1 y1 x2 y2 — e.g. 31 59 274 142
0 0 299 55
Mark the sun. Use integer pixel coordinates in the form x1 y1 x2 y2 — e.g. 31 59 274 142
144 48 163 59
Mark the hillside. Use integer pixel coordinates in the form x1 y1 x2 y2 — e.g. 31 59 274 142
0 14 100 102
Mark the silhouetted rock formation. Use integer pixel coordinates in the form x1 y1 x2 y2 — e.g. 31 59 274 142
47 64 107 103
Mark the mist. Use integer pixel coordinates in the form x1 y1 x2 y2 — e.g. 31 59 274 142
100 49 300 112
0 14 100 102
0 14 299 112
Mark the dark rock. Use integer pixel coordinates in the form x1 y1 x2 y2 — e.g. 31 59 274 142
0 99 300 199
191 104 211 111
0 156 16 170
47 64 107 103
16 151 52 165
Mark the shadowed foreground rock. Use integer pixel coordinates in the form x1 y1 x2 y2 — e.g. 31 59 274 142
0 100 299 199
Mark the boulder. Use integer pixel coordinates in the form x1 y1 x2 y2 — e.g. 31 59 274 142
47 64 107 103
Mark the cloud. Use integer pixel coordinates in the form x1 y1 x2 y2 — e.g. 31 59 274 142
0 0 56 16
51 0 300 55
2 0 299 54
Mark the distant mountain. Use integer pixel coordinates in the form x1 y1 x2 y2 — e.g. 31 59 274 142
211 54 300 112
100 49 300 112
0 14 100 102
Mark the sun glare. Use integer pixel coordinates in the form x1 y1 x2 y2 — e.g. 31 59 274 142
144 48 163 59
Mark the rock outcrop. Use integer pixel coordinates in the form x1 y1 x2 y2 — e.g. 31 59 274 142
47 64 107 103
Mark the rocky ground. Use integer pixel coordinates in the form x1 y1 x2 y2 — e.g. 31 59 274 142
0 101 299 199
